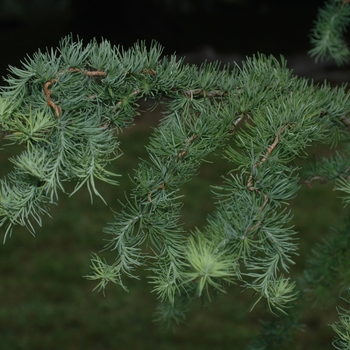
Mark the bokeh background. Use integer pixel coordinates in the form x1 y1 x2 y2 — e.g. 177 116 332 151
0 0 349 349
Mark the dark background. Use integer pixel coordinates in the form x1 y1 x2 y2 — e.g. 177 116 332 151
0 0 328 75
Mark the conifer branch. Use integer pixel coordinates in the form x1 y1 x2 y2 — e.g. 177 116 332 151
1 33 350 347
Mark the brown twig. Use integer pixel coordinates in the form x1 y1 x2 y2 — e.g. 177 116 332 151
247 125 290 214
299 176 327 188
64 67 107 77
44 68 107 118
247 175 255 192
256 125 289 168
115 89 142 108
229 115 244 134
248 125 290 190
182 89 228 99
44 79 61 117
300 167 350 188
176 134 198 161
148 182 166 202
243 194 268 236
142 68 156 76
341 117 350 127
148 133 198 202
261 193 269 211
85 70 107 77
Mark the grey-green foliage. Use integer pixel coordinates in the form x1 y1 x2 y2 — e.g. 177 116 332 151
309 0 350 65
303 222 350 305
331 294 350 350
1 35 350 348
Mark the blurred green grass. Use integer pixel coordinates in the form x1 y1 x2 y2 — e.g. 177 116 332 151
0 104 347 349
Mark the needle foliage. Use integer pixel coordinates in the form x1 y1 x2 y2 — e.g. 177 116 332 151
1 1 350 347
309 0 350 65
